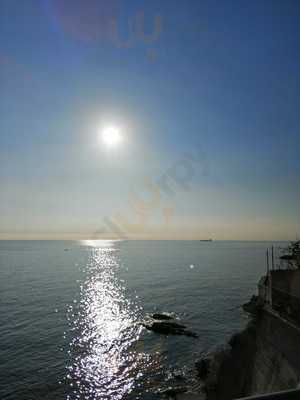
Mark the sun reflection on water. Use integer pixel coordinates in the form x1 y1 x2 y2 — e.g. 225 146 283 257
65 242 149 399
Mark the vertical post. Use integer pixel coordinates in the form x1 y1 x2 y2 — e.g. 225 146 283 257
272 246 275 270
267 249 269 273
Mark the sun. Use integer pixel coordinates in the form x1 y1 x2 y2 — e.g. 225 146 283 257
101 126 122 148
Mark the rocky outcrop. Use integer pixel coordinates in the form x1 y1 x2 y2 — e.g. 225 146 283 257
143 319 198 338
196 309 300 399
151 312 175 320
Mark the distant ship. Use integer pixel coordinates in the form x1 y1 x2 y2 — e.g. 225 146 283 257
199 239 213 242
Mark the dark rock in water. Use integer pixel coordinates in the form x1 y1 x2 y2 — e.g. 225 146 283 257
142 319 198 338
166 366 188 384
195 358 211 378
158 385 188 398
169 368 186 381
176 394 204 400
152 312 174 320
143 320 185 332
183 329 199 338
142 312 198 338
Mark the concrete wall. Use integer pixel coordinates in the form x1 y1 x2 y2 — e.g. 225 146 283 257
271 271 300 298
269 271 300 324
249 310 300 394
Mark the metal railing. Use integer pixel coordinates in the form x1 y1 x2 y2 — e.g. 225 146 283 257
234 388 300 400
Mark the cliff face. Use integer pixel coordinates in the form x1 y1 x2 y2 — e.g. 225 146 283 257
198 309 300 399
248 310 300 394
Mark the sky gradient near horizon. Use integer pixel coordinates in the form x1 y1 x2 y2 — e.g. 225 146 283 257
1 0 300 240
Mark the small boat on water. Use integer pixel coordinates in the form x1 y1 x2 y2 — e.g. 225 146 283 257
199 239 213 242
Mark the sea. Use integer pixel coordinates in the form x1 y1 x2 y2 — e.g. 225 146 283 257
0 240 287 400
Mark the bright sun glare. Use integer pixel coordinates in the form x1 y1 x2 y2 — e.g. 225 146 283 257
101 126 122 148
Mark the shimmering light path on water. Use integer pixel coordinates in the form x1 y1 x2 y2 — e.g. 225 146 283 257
65 241 164 399
66 241 143 399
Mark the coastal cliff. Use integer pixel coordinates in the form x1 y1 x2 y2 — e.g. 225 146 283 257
196 306 300 399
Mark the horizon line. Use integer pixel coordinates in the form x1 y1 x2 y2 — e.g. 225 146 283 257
0 238 293 242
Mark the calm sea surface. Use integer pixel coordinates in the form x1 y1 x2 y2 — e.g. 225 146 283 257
0 240 286 399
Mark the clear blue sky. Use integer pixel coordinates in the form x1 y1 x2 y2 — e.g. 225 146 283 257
1 0 300 240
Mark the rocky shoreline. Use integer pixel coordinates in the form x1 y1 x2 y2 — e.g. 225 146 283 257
145 293 300 399
188 297 300 400
193 317 258 400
